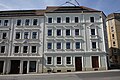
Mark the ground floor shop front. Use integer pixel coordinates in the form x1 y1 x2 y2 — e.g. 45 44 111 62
0 57 42 74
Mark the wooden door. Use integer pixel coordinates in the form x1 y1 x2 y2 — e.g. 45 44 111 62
75 57 82 71
92 56 99 68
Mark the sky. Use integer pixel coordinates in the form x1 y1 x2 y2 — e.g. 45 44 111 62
0 0 120 15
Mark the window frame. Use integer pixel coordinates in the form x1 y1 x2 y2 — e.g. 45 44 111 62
32 32 38 39
25 19 30 26
48 17 52 23
56 42 62 49
75 29 80 36
66 42 71 49
66 29 71 36
47 42 52 49
31 46 37 53
66 17 70 23
0 46 5 53
66 56 72 65
16 19 22 26
57 17 61 23
57 29 62 36
46 56 53 65
14 46 20 53
23 46 28 53
75 17 79 23
47 29 52 36
90 17 94 23
33 19 38 25
92 42 96 49
56 56 62 65
4 20 9 26
15 32 21 39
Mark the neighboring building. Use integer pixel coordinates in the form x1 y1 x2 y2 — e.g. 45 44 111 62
106 13 120 66
0 10 45 74
0 6 108 74
43 6 108 73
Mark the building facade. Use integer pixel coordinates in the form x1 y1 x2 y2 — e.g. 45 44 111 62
0 6 108 74
0 10 45 74
106 13 120 66
43 6 108 73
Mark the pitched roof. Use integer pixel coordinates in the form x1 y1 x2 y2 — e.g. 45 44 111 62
0 9 46 17
46 6 101 13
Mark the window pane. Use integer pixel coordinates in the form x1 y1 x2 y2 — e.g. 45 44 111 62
17 19 21 26
57 42 61 49
24 32 29 39
90 17 94 22
33 19 38 25
66 42 70 49
75 17 78 23
14 46 19 53
47 57 52 64
57 17 61 23
92 42 96 48
66 17 70 23
4 20 8 26
48 29 52 36
2 33 7 39
23 46 28 53
47 43 52 49
32 46 36 53
25 19 30 25
32 32 37 39
91 29 95 35
29 61 36 72
66 57 71 64
75 29 79 35
57 29 61 36
66 29 70 36
0 20 1 25
1 46 5 53
76 42 80 49
16 32 20 39
57 57 61 64
48 18 52 23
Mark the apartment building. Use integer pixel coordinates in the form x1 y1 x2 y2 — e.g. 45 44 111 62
43 6 108 73
0 6 108 74
0 10 45 74
106 13 120 66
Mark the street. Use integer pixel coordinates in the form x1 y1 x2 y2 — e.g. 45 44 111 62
0 70 120 80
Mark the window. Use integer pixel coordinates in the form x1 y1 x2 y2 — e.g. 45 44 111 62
32 32 37 39
57 17 61 23
112 34 114 39
92 42 96 49
57 57 62 64
16 32 20 39
25 19 30 25
48 18 52 23
66 42 70 49
24 32 29 39
31 46 36 53
47 43 52 49
113 48 117 53
1 46 5 53
66 57 71 64
23 46 28 53
90 17 94 23
75 17 78 23
48 29 52 36
75 29 79 36
66 29 70 36
113 41 116 46
47 57 52 65
66 17 70 23
76 42 80 49
57 29 61 36
57 42 61 49
33 19 38 25
4 20 8 26
14 46 19 53
2 33 7 39
29 61 36 72
91 29 95 35
111 27 114 32
92 56 99 68
0 20 2 26
17 19 21 26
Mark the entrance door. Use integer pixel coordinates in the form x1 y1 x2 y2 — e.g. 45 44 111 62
0 61 4 74
75 57 82 71
23 61 27 74
92 56 99 68
10 60 20 74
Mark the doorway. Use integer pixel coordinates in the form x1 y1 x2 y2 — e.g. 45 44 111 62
10 60 20 74
0 61 4 74
23 61 27 74
75 57 82 71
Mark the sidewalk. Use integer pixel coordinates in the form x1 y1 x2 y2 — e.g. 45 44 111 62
0 69 120 76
